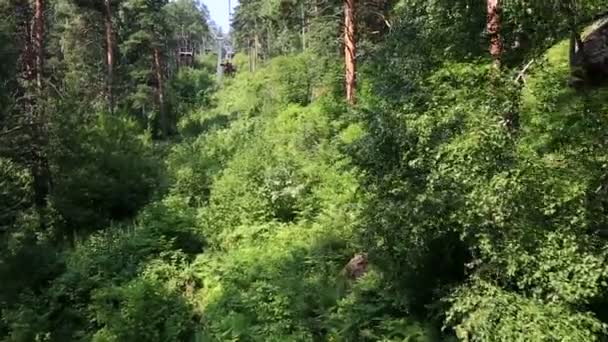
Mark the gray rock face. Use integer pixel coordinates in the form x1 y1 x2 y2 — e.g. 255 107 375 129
571 17 608 86
582 18 608 62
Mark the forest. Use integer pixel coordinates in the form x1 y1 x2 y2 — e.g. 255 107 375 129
2 0 608 340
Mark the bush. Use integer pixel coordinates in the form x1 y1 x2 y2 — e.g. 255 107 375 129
193 225 350 341
50 114 160 235
170 67 214 114
0 158 32 228
354 21 608 339
328 270 438 342
91 272 195 342
446 279 606 341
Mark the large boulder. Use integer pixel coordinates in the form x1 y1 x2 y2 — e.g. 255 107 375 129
571 16 608 86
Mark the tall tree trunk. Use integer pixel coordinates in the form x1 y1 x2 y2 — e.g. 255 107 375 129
487 0 503 69
33 0 44 90
254 33 259 70
33 0 50 207
564 1 589 72
301 2 306 51
29 0 51 208
248 38 252 72
267 27 271 57
344 0 356 104
12 0 51 211
104 0 115 113
153 47 167 137
15 0 35 85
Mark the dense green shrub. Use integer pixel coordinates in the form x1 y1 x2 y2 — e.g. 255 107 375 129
354 14 608 339
446 279 606 342
200 100 357 242
170 67 214 114
0 158 32 228
193 222 366 341
165 55 435 341
10 196 204 341
90 268 196 342
7 1 608 339
327 270 438 342
50 114 160 235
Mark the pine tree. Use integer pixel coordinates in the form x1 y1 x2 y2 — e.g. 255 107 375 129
344 0 356 104
120 0 170 136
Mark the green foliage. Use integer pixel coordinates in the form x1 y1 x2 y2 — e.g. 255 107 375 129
194 225 347 341
446 279 606 342
164 0 210 43
353 3 608 340
50 114 160 234
170 67 214 114
0 158 32 228
200 97 356 242
90 270 195 342
327 270 438 342
6 1 608 341
161 55 435 341
5 198 203 341
0 4 17 113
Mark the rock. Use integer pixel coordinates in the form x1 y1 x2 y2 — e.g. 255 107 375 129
343 253 368 280
571 16 608 87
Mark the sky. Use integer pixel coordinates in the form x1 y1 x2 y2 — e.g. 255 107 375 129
203 0 239 34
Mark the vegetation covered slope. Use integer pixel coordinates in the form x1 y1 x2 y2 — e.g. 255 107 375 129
353 16 608 341
4 0 608 341
167 54 432 340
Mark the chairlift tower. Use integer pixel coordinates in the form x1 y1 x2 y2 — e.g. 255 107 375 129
216 36 224 80
178 25 195 66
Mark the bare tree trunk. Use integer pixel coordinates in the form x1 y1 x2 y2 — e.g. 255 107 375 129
344 0 356 104
564 1 589 70
153 47 167 137
487 0 503 69
301 2 306 51
254 33 259 70
248 38 253 72
33 0 44 90
104 0 115 113
267 27 271 57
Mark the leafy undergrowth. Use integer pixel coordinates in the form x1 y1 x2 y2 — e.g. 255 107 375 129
171 54 436 340
1 54 437 341
355 24 608 341
5 28 608 340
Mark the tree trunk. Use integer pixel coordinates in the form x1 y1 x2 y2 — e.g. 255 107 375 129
487 0 503 69
153 47 167 137
254 33 259 70
34 0 44 90
248 38 253 72
34 0 50 207
104 0 115 113
344 0 356 104
564 1 589 73
32 0 51 208
14 0 35 85
267 27 271 57
301 2 306 51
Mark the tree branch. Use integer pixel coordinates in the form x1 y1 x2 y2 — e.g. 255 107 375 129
515 59 535 84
